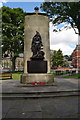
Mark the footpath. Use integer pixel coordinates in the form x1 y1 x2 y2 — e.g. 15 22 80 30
0 77 80 118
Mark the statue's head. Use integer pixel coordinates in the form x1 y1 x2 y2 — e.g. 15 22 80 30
36 31 39 35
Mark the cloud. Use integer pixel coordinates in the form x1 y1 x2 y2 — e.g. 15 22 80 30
50 44 76 55
0 2 2 7
49 22 78 55
0 0 8 7
0 0 8 3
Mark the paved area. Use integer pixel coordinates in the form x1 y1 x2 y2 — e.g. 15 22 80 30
0 77 80 118
1 77 79 93
2 96 79 118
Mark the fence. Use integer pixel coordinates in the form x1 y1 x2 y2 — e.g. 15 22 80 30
1 57 24 72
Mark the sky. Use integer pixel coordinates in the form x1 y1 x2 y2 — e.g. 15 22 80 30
1 1 78 55
3 2 43 12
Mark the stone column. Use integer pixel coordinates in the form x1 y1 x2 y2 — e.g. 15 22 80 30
24 14 50 73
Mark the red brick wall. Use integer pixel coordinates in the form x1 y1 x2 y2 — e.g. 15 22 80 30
72 50 80 69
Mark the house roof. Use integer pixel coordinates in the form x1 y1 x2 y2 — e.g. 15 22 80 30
75 44 80 51
56 67 70 70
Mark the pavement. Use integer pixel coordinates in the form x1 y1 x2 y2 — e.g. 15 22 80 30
1 77 79 97
0 77 80 119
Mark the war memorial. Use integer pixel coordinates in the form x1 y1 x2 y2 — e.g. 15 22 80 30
1 7 79 119
21 7 54 84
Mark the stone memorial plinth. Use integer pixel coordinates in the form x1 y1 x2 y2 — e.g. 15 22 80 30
20 7 54 84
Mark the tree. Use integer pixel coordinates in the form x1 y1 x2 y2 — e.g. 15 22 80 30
2 6 26 72
40 2 80 35
51 49 64 68
64 55 72 61
62 60 69 67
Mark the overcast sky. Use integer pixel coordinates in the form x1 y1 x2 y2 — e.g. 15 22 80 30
1 1 79 55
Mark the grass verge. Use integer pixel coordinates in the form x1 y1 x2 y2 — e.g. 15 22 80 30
64 73 80 79
12 72 23 80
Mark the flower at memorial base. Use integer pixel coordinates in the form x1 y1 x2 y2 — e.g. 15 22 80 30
38 82 46 85
31 83 37 85
31 82 46 85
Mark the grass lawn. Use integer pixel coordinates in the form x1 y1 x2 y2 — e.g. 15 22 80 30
64 73 80 79
12 72 23 80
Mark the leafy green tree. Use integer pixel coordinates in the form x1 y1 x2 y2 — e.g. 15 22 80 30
40 2 80 35
62 60 69 67
51 49 64 68
2 6 26 72
64 55 72 61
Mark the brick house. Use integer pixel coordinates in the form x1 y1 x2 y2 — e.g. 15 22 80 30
72 44 80 69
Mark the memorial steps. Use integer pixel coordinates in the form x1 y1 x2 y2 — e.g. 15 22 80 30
2 89 79 99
